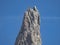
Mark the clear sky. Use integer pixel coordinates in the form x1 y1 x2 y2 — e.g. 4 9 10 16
0 0 60 45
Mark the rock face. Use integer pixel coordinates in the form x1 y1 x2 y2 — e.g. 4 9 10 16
15 6 41 45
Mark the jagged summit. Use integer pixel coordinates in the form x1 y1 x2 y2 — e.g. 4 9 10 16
26 6 38 12
15 6 41 45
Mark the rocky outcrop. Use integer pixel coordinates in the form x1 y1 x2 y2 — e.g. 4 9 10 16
15 6 41 45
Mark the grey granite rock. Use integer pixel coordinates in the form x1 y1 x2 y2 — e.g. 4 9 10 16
15 6 41 45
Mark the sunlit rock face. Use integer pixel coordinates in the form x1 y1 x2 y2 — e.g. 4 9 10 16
15 6 41 45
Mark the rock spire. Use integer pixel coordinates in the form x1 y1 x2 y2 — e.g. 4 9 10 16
15 6 41 45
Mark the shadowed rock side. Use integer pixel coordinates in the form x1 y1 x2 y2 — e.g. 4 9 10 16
15 6 41 45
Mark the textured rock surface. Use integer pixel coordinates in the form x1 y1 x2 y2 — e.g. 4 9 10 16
15 6 41 45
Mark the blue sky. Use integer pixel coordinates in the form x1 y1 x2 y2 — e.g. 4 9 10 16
0 0 60 45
